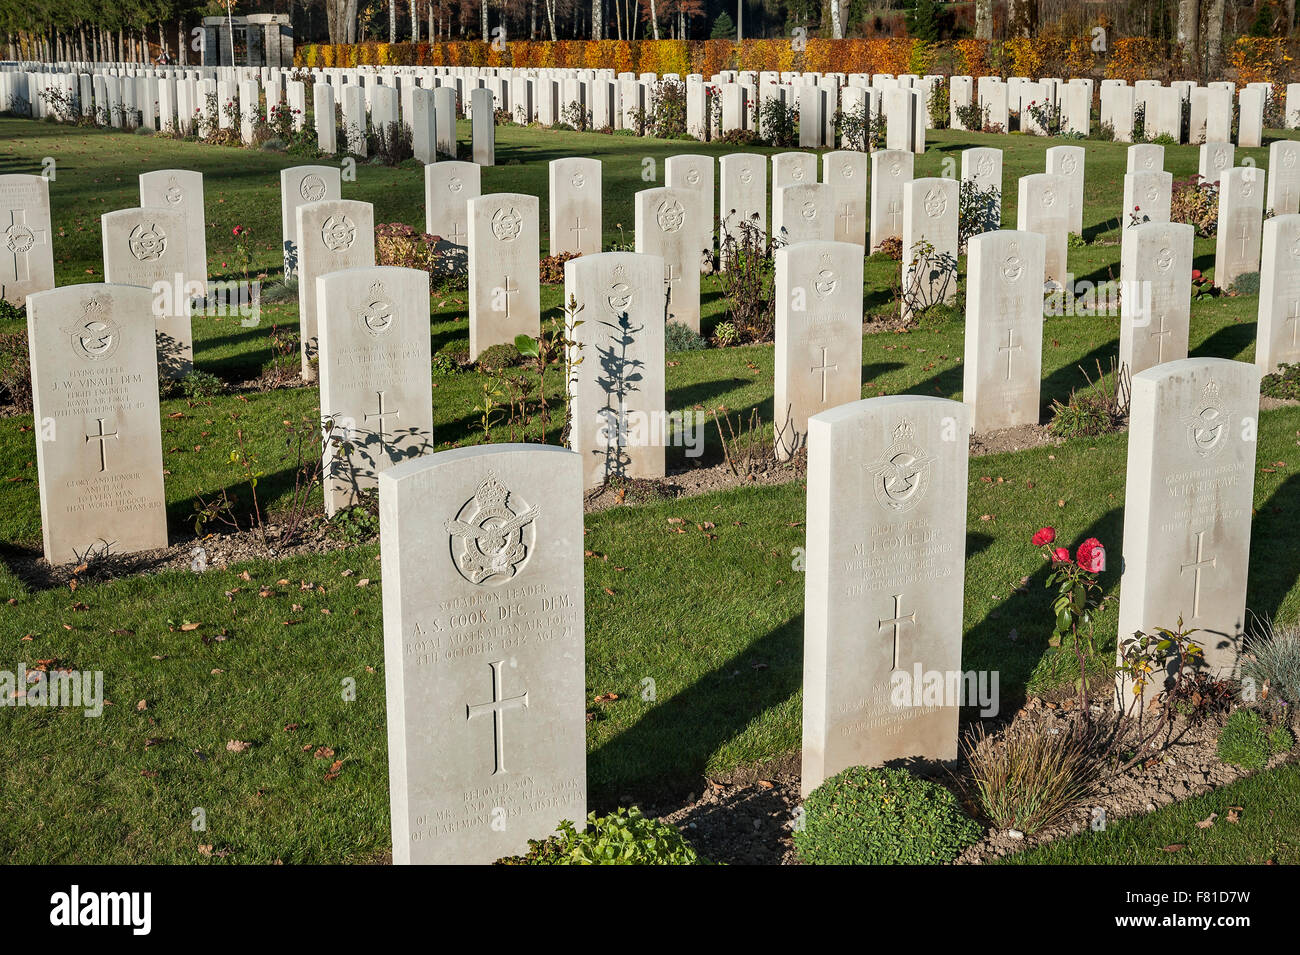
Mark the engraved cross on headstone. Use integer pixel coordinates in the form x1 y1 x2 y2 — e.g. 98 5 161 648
838 203 854 235
877 593 916 670
1180 530 1217 619
364 390 401 439
570 216 587 248
998 328 1023 380
887 199 903 232
501 274 519 318
466 659 529 776
1238 221 1251 259
811 346 838 402
1286 299 1300 348
447 221 467 246
85 417 119 473
664 263 681 301
3 208 49 287
1149 314 1173 362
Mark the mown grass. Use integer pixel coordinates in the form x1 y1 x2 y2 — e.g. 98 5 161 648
999 761 1300 865
2 117 1300 862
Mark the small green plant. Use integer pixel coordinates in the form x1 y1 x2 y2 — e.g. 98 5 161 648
1216 708 1289 769
176 370 226 400
1242 618 1300 703
795 766 981 865
1171 174 1220 237
0 330 32 411
963 719 1101 834
665 321 706 352
1261 362 1300 401
1066 232 1088 249
712 320 738 347
495 808 708 865
331 494 379 545
1269 723 1296 754
953 101 989 132
475 342 522 373
1230 271 1261 296
958 180 1001 253
756 96 800 148
1048 361 1127 439
432 350 459 377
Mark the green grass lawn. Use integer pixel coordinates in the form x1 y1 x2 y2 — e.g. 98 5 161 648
1 116 1299 863
1000 762 1300 865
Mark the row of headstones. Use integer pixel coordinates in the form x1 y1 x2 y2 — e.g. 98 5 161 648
9 60 1292 153
36 184 1295 561
6 127 1294 399
0 65 494 165
370 346 1260 863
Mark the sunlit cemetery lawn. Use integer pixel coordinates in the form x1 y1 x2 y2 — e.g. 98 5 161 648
2 116 1300 863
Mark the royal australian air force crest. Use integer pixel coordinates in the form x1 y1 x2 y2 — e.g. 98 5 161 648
1186 378 1231 458
445 474 540 585
868 419 933 511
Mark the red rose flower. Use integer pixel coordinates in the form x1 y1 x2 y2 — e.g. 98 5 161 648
1032 526 1056 547
1052 546 1072 563
1076 538 1105 573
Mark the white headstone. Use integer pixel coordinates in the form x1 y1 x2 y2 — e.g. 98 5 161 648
869 149 914 251
1119 221 1194 377
1256 213 1300 375
1268 140 1300 215
27 284 168 563
719 153 767 247
280 165 342 279
318 266 434 515
296 199 376 379
774 240 864 460
379 444 586 864
801 395 970 794
1045 145 1085 235
101 206 193 378
467 193 540 360
901 178 959 317
564 251 667 488
635 187 704 332
0 174 55 306
424 161 480 274
963 230 1046 431
822 151 868 247
1016 173 1069 288
1214 167 1265 289
138 169 207 297
1116 358 1259 693
548 158 602 257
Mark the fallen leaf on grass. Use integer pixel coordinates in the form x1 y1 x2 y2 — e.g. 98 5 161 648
1195 813 1217 829
314 746 335 759
1161 844 1184 853
225 740 251 753
136 700 147 711
1227 806 1243 824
